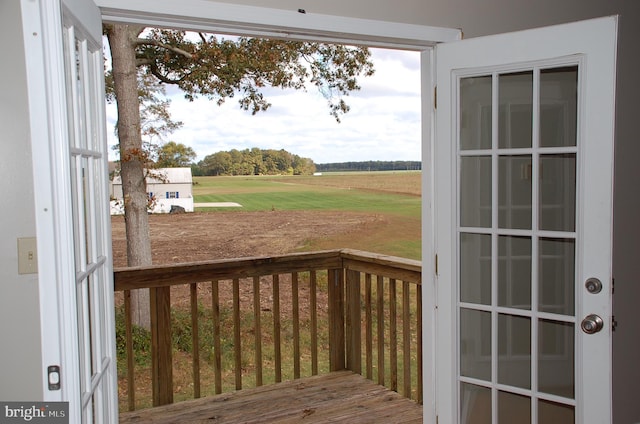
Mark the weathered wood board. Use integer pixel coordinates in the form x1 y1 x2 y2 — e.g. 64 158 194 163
119 371 423 423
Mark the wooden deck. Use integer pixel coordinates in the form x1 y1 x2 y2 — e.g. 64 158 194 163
119 371 423 423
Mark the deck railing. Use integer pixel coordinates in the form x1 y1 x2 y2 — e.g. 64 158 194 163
113 249 422 411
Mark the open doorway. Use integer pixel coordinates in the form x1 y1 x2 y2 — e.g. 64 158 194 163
103 23 426 413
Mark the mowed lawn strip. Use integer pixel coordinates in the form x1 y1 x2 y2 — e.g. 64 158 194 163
195 190 419 216
192 173 422 259
193 176 304 195
193 173 420 217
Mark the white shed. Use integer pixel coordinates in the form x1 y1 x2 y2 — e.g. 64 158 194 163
111 167 194 214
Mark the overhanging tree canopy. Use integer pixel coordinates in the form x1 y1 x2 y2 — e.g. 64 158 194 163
104 24 374 328
132 29 374 119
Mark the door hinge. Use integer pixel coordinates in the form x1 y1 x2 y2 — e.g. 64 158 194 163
611 277 615 295
612 315 618 332
434 86 438 110
435 254 439 276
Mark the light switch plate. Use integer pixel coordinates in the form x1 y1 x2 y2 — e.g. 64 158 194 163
18 237 38 275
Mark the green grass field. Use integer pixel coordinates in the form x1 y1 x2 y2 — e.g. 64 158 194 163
192 172 422 260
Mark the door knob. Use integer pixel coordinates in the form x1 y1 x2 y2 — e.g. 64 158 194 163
585 278 603 294
581 314 604 334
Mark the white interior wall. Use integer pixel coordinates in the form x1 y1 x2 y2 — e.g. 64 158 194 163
0 0 44 401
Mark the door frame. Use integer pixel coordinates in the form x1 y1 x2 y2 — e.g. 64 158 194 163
98 0 461 50
97 2 456 420
434 16 618 423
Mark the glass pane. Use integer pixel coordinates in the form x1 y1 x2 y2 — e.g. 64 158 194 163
540 67 578 148
70 158 81 272
461 383 491 424
82 158 91 263
498 236 531 309
461 308 491 381
87 276 95 375
499 72 533 149
539 319 575 398
461 76 492 150
499 155 532 229
539 399 575 424
539 238 575 316
76 281 89 394
460 233 491 305
92 159 104 256
88 52 101 152
498 391 531 424
461 156 492 228
498 314 531 389
539 154 576 232
75 40 87 151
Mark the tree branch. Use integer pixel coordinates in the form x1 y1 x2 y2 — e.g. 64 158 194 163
136 38 194 59
148 63 183 84
136 58 153 67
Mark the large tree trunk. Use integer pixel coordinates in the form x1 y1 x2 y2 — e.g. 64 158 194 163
107 24 152 329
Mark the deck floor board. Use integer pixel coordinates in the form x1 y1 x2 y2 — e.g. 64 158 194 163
119 371 423 423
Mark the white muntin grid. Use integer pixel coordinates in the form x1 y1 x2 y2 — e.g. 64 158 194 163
455 60 581 424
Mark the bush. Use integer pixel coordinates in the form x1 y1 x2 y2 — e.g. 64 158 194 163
114 305 151 368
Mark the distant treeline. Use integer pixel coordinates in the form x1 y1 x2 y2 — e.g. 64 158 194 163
193 148 316 176
316 161 421 172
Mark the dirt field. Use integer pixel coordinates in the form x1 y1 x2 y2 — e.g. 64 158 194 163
111 210 384 267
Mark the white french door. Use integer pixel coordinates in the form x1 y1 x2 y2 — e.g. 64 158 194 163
433 17 617 424
24 0 118 422
63 1 119 421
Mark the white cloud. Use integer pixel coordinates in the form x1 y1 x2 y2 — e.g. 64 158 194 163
106 48 421 164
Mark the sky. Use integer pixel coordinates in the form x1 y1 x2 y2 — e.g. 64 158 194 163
105 48 422 165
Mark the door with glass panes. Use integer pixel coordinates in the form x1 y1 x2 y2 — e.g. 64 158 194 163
24 0 118 421
434 17 617 424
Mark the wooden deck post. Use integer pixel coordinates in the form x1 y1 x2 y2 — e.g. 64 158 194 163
328 268 345 371
345 270 362 374
124 290 135 411
150 287 173 406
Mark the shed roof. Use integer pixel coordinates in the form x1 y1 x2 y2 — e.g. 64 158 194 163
112 167 193 185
